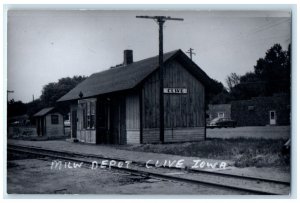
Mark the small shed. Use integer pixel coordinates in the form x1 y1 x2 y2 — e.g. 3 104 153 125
33 107 64 137
58 49 212 144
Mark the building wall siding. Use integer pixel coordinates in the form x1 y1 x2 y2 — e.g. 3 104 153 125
143 128 160 143
231 95 290 126
45 113 64 137
110 95 127 145
143 127 205 143
142 59 206 143
164 127 205 142
77 130 96 143
126 93 140 144
126 130 140 144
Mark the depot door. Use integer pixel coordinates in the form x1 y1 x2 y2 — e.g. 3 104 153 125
269 110 276 125
97 99 110 144
71 110 77 138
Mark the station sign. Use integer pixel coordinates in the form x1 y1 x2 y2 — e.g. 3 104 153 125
163 88 188 94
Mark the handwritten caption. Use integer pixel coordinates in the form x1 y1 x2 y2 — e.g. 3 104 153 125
50 159 227 170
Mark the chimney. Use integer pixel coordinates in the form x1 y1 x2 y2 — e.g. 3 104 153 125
123 50 133 65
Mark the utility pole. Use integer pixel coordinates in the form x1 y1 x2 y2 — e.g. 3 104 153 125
136 15 184 143
186 48 196 60
7 90 14 102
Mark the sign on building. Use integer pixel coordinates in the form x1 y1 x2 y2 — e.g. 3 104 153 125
163 88 188 94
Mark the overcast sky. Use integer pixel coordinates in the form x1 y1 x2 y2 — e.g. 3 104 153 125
7 10 291 103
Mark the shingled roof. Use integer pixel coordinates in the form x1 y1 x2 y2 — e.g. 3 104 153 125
33 107 55 117
57 49 211 102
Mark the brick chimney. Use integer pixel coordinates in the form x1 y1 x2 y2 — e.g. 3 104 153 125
123 50 133 65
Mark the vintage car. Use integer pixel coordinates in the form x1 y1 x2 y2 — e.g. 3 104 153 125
207 117 237 128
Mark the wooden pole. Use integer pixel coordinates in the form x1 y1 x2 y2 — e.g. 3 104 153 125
136 16 183 143
158 18 165 143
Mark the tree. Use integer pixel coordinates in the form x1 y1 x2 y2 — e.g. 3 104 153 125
206 79 229 104
226 73 240 92
254 43 290 96
7 100 27 118
227 43 291 101
209 90 232 104
26 98 44 118
23 75 87 118
230 72 267 100
40 76 87 107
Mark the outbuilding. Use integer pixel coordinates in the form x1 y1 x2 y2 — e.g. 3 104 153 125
57 49 212 144
33 107 64 137
231 94 290 126
207 104 231 123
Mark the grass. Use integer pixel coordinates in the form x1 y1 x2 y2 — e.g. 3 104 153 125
117 138 290 168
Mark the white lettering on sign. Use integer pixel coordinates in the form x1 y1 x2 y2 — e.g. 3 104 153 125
163 88 188 94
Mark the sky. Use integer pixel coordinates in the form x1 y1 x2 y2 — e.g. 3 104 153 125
7 10 291 103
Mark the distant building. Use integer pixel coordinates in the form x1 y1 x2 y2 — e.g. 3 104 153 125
33 107 64 137
207 104 231 122
8 114 30 126
58 49 212 144
231 94 290 126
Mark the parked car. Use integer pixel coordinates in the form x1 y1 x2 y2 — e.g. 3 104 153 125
64 120 71 127
207 117 237 128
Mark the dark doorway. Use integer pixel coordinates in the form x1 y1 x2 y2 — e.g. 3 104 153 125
36 118 41 136
38 118 45 136
96 99 110 144
71 110 77 138
110 100 120 144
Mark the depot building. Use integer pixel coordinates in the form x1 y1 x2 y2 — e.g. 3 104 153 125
57 49 212 144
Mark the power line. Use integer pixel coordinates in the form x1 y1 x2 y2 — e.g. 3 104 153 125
136 15 184 143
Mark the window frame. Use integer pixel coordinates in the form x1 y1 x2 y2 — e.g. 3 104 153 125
79 99 96 130
217 112 225 118
51 114 59 125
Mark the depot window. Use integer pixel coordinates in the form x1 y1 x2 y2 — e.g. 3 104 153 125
51 115 59 125
80 100 96 130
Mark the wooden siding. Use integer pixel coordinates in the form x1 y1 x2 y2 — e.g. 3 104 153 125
142 59 205 143
126 130 140 144
77 130 96 143
110 95 127 145
45 113 64 137
126 93 140 144
143 127 204 143
143 128 160 143
164 127 205 142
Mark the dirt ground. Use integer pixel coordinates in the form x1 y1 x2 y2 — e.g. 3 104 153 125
7 158 249 195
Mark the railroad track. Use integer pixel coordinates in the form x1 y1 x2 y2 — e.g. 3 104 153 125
7 144 290 195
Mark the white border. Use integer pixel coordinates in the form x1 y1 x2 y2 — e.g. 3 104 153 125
1 1 298 202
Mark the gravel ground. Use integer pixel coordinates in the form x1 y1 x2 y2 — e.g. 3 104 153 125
7 158 249 195
207 126 290 139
